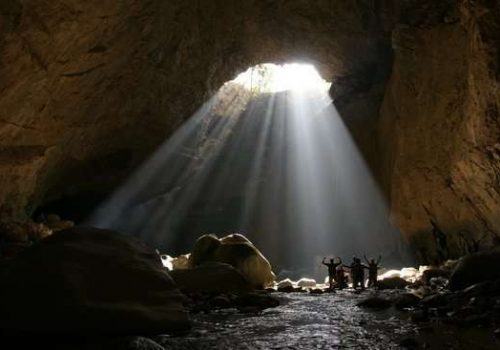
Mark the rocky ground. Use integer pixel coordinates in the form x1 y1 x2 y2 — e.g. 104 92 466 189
5 289 499 350
2 228 500 349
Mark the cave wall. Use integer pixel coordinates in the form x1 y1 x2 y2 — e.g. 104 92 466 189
1 0 500 263
0 0 387 221
380 0 500 263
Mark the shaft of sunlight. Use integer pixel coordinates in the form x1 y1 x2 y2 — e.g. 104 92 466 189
89 63 409 276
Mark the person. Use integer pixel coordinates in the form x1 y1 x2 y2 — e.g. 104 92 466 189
364 254 382 288
335 259 348 289
322 257 341 290
345 257 367 289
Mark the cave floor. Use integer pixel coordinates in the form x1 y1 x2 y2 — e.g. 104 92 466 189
157 291 499 350
3 290 499 349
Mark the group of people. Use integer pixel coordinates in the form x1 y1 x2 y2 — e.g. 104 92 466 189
322 255 382 290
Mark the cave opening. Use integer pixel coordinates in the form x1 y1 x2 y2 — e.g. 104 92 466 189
3 1 500 346
89 62 408 278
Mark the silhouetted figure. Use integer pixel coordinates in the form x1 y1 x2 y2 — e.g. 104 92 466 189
335 261 348 289
322 257 341 290
364 254 382 288
345 257 367 289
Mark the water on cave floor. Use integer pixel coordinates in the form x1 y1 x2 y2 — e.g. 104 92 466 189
156 291 498 350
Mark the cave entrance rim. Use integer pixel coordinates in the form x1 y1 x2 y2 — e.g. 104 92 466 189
229 63 332 94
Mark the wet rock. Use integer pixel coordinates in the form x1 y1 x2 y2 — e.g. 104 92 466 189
297 278 316 288
449 248 500 291
357 296 392 309
309 288 324 295
210 294 232 308
377 277 410 290
233 292 280 310
420 292 451 308
276 278 300 292
462 279 500 297
277 278 294 288
0 227 190 333
277 285 295 293
170 262 253 294
429 276 448 289
189 233 275 289
394 293 421 309
421 268 450 284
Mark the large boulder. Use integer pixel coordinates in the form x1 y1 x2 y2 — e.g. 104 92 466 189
449 248 500 291
188 233 275 289
0 227 189 334
377 276 410 290
170 262 253 293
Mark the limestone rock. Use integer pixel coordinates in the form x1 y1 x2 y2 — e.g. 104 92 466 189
449 248 500 291
379 0 500 263
172 253 190 270
0 227 189 333
0 0 387 225
170 262 253 294
421 268 450 285
377 276 410 290
394 293 421 310
297 278 317 288
0 220 53 247
188 233 275 289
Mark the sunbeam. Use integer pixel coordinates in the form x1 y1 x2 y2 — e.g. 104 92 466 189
88 63 409 276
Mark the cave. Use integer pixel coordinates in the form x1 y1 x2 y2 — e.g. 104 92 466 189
1 1 500 349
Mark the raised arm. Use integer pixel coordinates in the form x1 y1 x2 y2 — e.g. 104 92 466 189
376 255 382 265
363 254 370 265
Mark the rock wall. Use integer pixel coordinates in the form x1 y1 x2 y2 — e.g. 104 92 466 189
0 0 388 221
380 0 500 263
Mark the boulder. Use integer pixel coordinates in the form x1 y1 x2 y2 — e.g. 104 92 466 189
449 248 500 291
309 288 324 294
421 268 450 285
169 262 253 294
297 278 317 288
462 279 500 297
172 254 190 270
160 253 190 271
277 278 294 289
377 277 410 290
188 233 275 289
189 234 221 267
394 293 421 309
357 297 392 309
0 227 189 334
420 292 451 308
277 285 295 293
